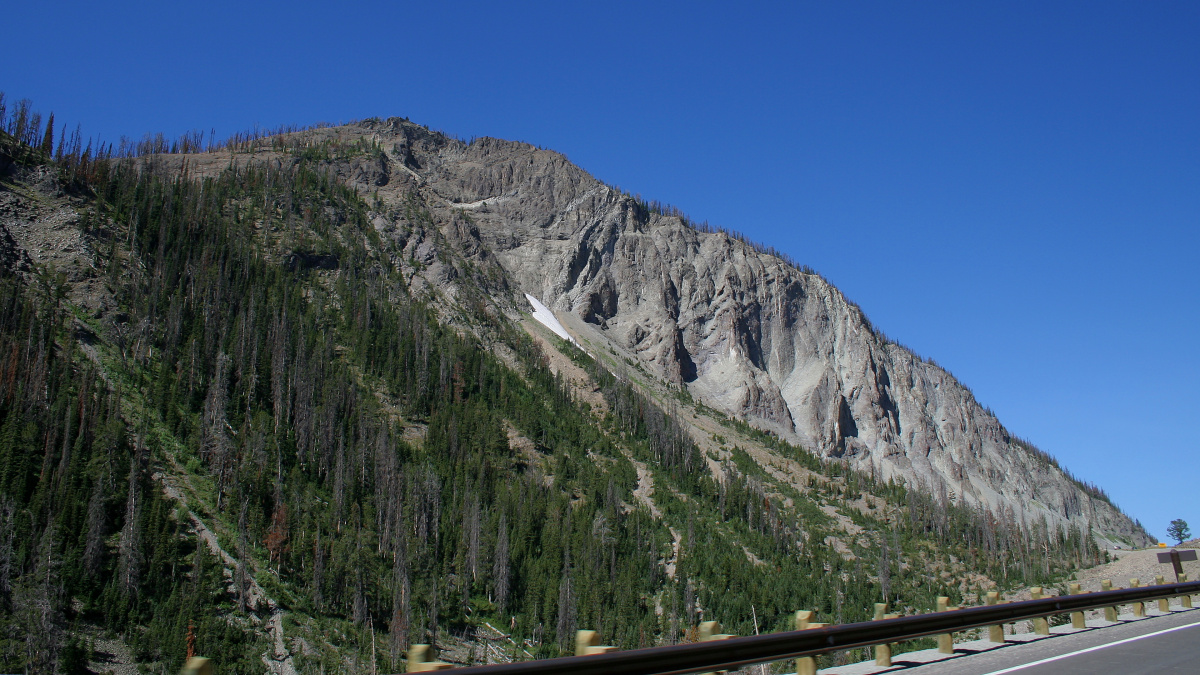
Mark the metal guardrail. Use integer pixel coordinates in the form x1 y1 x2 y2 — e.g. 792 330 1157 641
444 581 1200 675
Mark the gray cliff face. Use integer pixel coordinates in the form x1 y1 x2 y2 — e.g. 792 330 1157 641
312 120 1150 545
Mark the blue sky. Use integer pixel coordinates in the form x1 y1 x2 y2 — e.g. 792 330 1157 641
5 2 1197 541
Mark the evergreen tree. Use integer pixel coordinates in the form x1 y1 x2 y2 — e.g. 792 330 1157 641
39 112 53 155
1168 519 1190 545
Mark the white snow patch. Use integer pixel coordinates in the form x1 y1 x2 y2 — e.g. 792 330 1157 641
525 294 579 346
445 196 509 209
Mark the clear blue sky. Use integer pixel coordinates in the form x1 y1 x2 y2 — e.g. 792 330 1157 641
6 1 1197 542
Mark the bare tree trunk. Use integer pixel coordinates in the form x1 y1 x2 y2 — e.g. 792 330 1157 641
0 498 13 609
427 578 440 648
22 527 64 673
493 514 509 614
82 474 107 578
556 547 575 650
202 353 232 511
313 526 325 609
466 494 481 583
390 537 410 665
878 537 891 603
117 450 144 597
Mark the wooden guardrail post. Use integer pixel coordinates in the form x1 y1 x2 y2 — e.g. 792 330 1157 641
407 645 452 672
1069 583 1086 628
1101 580 1118 621
1183 574 1194 609
794 611 826 675
180 657 213 675
873 603 889 666
574 630 616 656
698 621 734 642
873 603 900 666
985 591 1005 643
698 621 734 675
935 596 958 653
1029 588 1050 635
1130 579 1145 617
1155 575 1171 612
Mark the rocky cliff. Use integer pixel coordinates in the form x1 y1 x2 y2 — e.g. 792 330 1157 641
159 118 1149 547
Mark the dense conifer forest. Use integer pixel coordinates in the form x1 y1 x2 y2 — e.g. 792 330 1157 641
0 95 1104 673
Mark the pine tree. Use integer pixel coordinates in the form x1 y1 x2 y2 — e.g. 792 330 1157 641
39 113 53 155
1167 519 1191 545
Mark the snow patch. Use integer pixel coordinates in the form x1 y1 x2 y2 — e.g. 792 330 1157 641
525 294 578 347
445 196 509 209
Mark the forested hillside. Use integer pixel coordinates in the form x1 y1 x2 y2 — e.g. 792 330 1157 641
0 96 1108 674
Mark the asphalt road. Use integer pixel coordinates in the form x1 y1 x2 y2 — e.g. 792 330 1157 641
904 611 1200 675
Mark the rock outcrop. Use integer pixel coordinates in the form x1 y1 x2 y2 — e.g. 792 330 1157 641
154 118 1151 547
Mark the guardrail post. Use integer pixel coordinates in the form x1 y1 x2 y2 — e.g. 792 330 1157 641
698 621 734 675
1183 574 1193 609
1155 576 1170 612
698 621 734 642
1069 583 1086 628
180 657 213 675
794 611 826 675
407 644 452 672
1101 580 1118 621
574 630 616 656
873 604 899 666
985 591 1005 643
1130 579 1144 617
1030 588 1050 635
935 596 958 653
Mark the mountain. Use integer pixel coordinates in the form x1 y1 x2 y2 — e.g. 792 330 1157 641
258 117 1143 546
0 98 1148 674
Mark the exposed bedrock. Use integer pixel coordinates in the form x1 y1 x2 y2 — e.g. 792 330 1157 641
338 120 1150 546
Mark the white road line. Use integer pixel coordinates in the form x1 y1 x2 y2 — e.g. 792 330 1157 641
978 619 1200 675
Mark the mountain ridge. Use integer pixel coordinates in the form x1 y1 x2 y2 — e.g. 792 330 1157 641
313 117 1144 547
137 115 1142 546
